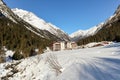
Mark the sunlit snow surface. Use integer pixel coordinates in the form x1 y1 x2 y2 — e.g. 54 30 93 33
0 43 120 80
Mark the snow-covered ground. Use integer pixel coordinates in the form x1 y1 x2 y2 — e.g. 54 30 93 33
0 43 120 80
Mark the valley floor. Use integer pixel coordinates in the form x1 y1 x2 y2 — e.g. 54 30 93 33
0 43 120 80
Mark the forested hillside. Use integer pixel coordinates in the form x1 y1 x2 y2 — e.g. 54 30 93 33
0 16 55 60
77 18 120 45
77 5 120 45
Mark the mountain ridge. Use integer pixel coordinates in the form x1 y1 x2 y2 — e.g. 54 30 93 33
0 0 67 60
77 5 120 45
70 5 120 42
70 22 104 41
12 8 70 41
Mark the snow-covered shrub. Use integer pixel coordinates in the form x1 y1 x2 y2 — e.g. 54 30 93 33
12 51 24 60
46 53 62 76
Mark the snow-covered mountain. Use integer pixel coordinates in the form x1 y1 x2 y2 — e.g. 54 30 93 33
70 22 104 41
12 8 70 41
0 0 19 23
0 0 69 60
104 5 120 26
70 5 120 42
0 0 60 40
76 5 120 45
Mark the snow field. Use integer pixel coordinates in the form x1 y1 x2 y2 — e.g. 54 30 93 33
0 43 120 80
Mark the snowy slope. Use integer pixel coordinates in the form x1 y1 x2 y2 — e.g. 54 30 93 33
0 0 17 23
0 42 120 80
70 5 120 41
0 0 55 39
70 22 104 41
12 8 70 41
0 0 3 5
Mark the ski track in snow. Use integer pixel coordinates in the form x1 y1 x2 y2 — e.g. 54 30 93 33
0 43 120 80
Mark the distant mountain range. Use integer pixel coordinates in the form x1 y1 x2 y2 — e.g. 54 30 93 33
77 5 120 45
12 6 120 43
70 7 119 41
70 22 104 41
70 5 120 41
0 0 120 60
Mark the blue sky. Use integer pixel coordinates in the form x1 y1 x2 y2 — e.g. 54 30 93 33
4 0 120 34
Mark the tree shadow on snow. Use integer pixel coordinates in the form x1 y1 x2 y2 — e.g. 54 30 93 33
58 58 120 80
79 58 120 80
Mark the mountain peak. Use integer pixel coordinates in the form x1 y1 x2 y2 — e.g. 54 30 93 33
12 8 59 30
70 22 104 41
70 5 120 42
12 8 70 41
